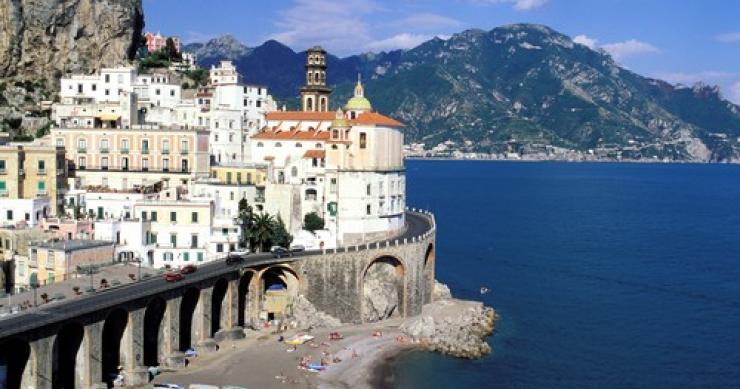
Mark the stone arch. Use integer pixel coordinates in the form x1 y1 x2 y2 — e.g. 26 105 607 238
143 296 167 367
101 308 128 387
52 321 85 389
237 270 256 327
423 243 436 304
259 265 300 321
0 338 31 389
179 287 200 352
361 255 406 322
210 278 229 337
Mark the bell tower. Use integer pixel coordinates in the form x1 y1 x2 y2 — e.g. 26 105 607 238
300 46 332 112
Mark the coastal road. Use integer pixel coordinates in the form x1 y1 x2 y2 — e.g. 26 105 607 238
0 211 433 339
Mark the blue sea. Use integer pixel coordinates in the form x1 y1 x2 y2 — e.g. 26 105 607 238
394 160 740 389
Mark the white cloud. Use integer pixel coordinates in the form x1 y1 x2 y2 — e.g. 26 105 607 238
269 0 381 54
573 34 598 49
470 0 549 11
715 32 740 43
601 39 659 61
366 33 432 51
393 13 462 29
728 82 740 104
654 71 735 85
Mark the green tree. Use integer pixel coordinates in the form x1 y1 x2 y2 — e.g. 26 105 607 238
251 213 275 252
303 212 325 232
271 214 293 248
234 198 254 250
163 37 182 62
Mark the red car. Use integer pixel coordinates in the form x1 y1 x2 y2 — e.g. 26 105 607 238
180 264 198 274
164 272 184 282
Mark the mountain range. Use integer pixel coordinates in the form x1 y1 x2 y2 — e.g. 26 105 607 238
186 24 740 161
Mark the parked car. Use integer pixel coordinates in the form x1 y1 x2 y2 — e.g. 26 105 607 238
271 246 292 258
180 264 198 274
164 272 184 282
290 244 306 253
226 251 248 265
154 384 184 389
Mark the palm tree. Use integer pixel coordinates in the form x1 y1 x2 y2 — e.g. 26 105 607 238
251 213 275 252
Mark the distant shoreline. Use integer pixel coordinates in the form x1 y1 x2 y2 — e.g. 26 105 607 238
405 157 740 165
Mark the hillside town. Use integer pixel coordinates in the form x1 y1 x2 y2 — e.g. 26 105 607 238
0 42 407 297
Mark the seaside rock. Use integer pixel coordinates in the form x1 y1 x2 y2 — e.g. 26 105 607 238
289 295 342 329
433 280 452 300
401 299 496 359
362 260 401 322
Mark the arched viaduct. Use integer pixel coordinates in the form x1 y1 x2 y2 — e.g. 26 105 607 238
0 211 436 389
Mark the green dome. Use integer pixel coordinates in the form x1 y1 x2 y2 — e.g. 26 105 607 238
331 117 350 128
344 96 373 111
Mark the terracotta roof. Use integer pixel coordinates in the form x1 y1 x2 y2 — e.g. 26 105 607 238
266 111 336 121
303 150 325 159
351 112 405 127
252 129 330 140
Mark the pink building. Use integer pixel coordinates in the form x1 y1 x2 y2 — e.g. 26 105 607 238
41 218 95 240
144 32 181 53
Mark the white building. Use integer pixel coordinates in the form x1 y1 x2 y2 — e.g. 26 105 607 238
0 197 52 228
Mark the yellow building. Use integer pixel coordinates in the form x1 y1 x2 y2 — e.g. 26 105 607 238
26 240 114 287
209 163 267 186
0 141 68 216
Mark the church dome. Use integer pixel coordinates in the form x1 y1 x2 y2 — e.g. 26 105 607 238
344 95 373 111
344 74 373 112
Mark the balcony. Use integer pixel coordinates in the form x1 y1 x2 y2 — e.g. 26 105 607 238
0 169 5 175
162 149 170 155
180 150 189 155
121 148 129 154
255 196 265 203
37 169 46 176
77 148 87 154
100 148 109 154
142 149 150 155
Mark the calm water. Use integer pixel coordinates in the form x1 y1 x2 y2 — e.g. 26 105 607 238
394 160 740 389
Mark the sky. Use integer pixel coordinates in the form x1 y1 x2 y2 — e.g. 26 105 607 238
144 0 740 103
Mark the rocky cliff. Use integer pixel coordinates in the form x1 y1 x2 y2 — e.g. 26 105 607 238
0 0 143 90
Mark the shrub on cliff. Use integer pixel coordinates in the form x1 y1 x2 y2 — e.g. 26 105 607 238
303 212 325 232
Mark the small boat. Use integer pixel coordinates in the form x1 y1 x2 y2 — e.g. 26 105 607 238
480 287 490 294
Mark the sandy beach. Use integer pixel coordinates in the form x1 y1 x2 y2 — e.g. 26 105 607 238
153 319 412 389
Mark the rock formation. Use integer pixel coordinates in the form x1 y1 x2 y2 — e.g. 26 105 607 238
433 280 452 300
401 299 496 359
362 260 402 322
0 0 144 89
289 295 342 329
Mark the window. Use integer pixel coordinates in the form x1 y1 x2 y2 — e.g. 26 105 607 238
164 252 173 261
6 210 12 220
0 160 5 173
360 133 367 149
0 181 6 193
122 157 129 170
183 252 190 262
295 143 302 148
191 212 198 223
105 74 110 83
330 178 337 193
226 172 232 184
275 142 282 148
142 158 149 171
155 89 161 96
92 84 97 91
25 213 29 221
101 157 108 170
366 184 371 196
229 133 234 142
121 139 129 151
100 138 109 151
181 159 188 172
257 142 264 147
163 158 169 171
78 138 86 150
170 233 176 247
170 211 177 222
230 191 235 200
105 89 110 96
151 211 157 221
142 139 149 153
197 252 204 262
56 138 64 147
181 139 188 152
237 172 242 183
291 167 298 177
191 234 198 248
37 160 45 173
305 189 317 201
332 130 339 139
216 243 223 253
366 204 371 215
37 181 46 194
162 139 170 153
170 90 175 97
